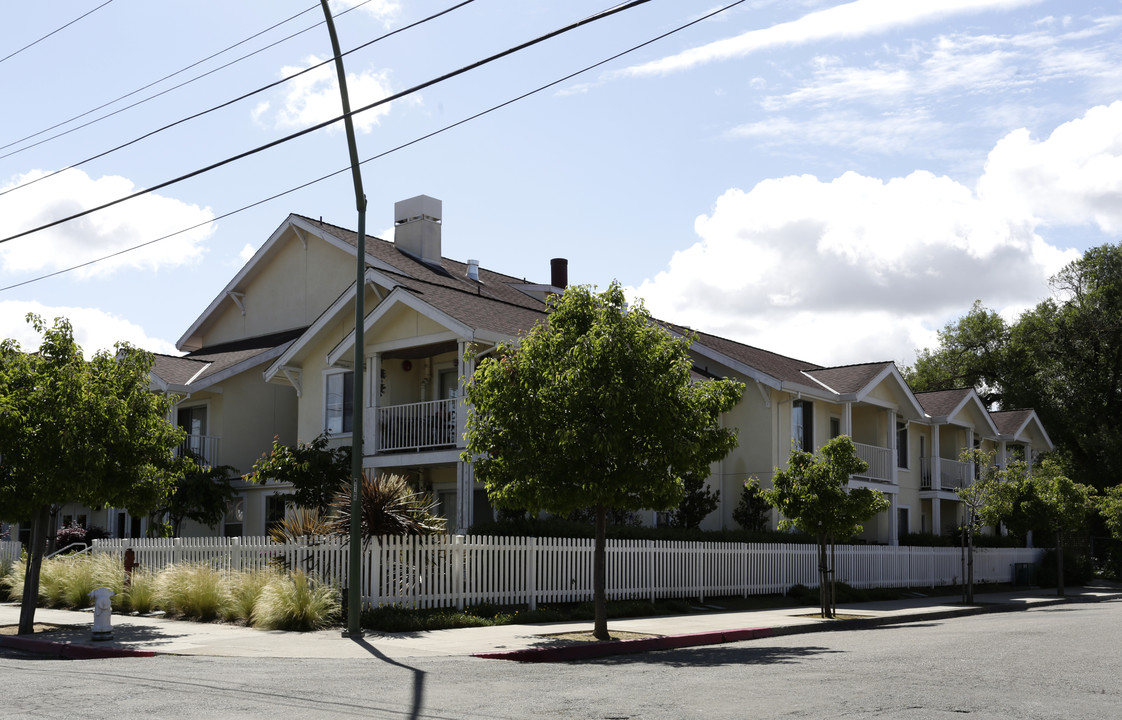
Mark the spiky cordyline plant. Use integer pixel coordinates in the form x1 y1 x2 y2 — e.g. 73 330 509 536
268 507 333 544
330 471 446 541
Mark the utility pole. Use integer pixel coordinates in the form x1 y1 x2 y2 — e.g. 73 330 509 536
319 0 366 638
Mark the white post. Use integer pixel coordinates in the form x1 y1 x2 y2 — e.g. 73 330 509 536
888 409 898 485
526 536 537 611
456 461 474 532
369 352 381 453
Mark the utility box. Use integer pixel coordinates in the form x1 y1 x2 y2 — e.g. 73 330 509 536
1013 562 1036 586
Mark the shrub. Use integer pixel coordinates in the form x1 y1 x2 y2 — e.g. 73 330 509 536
1037 548 1094 587
252 570 339 631
124 570 158 614
733 481 771 532
225 569 277 623
155 563 228 620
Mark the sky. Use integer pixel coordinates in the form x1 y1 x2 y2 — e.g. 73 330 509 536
1 0 1120 368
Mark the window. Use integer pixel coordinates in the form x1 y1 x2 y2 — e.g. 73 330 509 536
897 420 909 468
793 400 813 451
829 417 841 439
224 497 245 537
265 495 287 534
325 370 354 434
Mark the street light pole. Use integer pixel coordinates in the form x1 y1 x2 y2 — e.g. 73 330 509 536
318 0 366 638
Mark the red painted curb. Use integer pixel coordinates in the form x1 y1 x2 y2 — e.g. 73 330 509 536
0 635 156 659
473 627 774 662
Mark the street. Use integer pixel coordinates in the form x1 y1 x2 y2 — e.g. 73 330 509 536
1 600 1119 719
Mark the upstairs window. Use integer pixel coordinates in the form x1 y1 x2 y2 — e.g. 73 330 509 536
325 370 354 435
793 400 813 452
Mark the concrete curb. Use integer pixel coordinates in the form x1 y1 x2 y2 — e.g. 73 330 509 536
0 634 156 659
472 592 1120 663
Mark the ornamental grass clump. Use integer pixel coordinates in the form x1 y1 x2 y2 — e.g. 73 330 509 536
224 568 277 624
155 563 228 621
252 570 339 631
123 569 158 614
58 553 126 609
0 560 25 601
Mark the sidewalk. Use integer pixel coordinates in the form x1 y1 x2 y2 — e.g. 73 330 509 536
2 585 1120 662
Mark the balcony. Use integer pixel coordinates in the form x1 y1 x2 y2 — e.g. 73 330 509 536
377 398 457 453
853 442 893 483
919 457 972 491
177 434 220 468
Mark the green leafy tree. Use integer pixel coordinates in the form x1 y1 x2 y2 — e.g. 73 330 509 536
464 282 744 640
954 450 1015 604
149 454 238 537
733 479 771 533
906 244 1122 490
667 473 720 530
1002 459 1095 596
763 436 889 618
247 433 351 513
1097 484 1122 542
0 315 182 634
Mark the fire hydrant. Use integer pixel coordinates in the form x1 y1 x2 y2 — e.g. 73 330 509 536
89 587 115 641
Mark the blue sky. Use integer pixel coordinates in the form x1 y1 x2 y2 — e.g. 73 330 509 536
2 0 1120 367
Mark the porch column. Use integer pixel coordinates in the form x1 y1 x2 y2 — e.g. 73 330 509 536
888 492 899 546
842 402 852 436
369 352 381 453
1024 442 1033 466
888 409 898 485
998 440 1007 470
966 429 975 479
456 460 475 532
456 340 471 448
932 426 942 534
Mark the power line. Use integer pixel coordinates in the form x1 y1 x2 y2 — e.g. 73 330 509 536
0 1 377 157
0 0 749 293
0 0 476 199
0 0 656 248
0 0 115 66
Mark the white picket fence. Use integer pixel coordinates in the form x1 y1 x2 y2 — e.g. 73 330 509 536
0 540 22 568
90 535 1042 611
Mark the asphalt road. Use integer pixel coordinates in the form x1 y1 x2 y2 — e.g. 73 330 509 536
1 600 1118 720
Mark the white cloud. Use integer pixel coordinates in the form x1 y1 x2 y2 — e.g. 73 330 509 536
254 55 398 133
0 301 179 357
330 0 400 25
730 110 942 154
618 0 1039 78
633 104 1122 367
0 169 214 278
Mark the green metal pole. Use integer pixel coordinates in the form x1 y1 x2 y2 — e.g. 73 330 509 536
319 0 366 638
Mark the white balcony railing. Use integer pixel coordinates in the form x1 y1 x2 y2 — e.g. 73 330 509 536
377 398 457 453
177 434 220 468
853 442 893 482
940 458 972 490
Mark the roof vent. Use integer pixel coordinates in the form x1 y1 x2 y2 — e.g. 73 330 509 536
467 258 480 282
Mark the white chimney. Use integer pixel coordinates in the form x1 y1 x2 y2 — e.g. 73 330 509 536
467 259 480 282
393 195 442 265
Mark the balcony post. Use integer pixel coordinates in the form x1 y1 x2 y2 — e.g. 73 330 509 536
888 410 898 485
369 352 381 453
966 428 975 480
456 340 471 448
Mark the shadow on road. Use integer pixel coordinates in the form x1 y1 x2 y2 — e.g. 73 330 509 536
348 635 427 720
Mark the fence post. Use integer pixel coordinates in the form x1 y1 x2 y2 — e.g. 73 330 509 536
452 534 464 612
173 537 182 566
526 536 537 612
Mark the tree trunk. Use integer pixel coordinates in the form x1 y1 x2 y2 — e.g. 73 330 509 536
1056 531 1065 597
960 524 967 604
966 520 975 604
817 533 830 619
593 505 609 641
830 537 837 618
18 505 51 635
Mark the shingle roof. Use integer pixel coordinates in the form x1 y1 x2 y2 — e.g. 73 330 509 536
154 328 306 387
802 362 893 394
990 409 1034 436
914 388 974 417
295 215 548 313
662 323 823 383
398 281 546 338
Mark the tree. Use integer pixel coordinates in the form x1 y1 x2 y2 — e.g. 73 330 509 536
148 454 238 537
1097 484 1122 542
733 480 771 533
330 471 445 540
762 436 889 618
905 244 1122 491
953 450 1014 604
247 433 351 513
464 282 744 640
667 473 720 530
1002 459 1095 596
0 315 182 634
